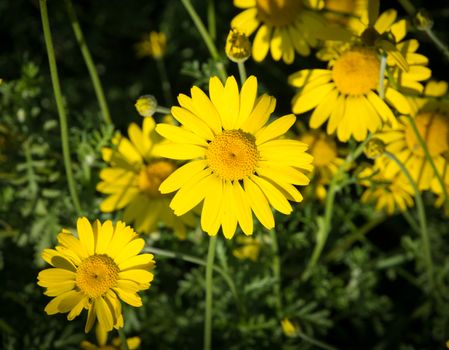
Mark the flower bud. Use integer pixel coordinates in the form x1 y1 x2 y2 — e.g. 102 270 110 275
364 138 385 159
225 28 251 63
135 95 158 117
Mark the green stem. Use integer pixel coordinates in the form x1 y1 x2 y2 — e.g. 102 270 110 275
324 214 386 262
269 230 282 317
378 54 386 99
207 0 216 41
384 151 434 289
156 57 173 106
302 136 372 280
401 209 421 235
180 0 227 82
117 328 130 350
143 246 241 311
204 235 217 350
39 0 82 216
296 330 338 350
155 106 172 115
237 61 247 85
64 0 112 125
406 115 449 210
396 0 415 15
423 27 449 62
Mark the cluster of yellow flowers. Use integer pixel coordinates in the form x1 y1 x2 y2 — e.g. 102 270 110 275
37 0 449 346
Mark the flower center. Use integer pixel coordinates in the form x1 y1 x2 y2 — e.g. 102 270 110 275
301 133 337 167
206 130 259 181
404 112 449 157
256 0 302 27
76 254 119 299
138 160 176 197
332 47 380 96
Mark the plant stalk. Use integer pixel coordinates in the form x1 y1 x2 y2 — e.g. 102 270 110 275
204 235 217 350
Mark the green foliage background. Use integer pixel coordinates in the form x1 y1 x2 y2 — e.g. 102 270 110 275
1 0 449 349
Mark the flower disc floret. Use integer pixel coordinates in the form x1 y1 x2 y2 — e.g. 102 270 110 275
206 130 259 181
76 255 119 299
138 160 176 197
332 47 380 96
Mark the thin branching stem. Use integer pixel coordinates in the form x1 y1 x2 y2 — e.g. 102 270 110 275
204 235 217 350
64 0 112 125
39 0 82 216
384 151 435 290
303 135 372 280
237 61 247 85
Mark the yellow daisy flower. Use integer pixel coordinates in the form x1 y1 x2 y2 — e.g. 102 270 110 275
156 75 313 239
299 129 344 200
231 0 328 63
359 166 414 215
375 81 449 192
37 217 155 334
97 117 195 239
81 325 141 350
322 0 368 31
135 31 166 59
289 43 410 142
232 236 261 261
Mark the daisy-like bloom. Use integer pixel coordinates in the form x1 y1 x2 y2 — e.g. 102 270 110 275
135 31 166 59
97 117 195 239
81 325 141 350
37 218 155 334
156 75 313 239
231 0 329 63
232 236 261 261
289 42 411 142
299 129 344 200
375 81 449 192
359 166 414 215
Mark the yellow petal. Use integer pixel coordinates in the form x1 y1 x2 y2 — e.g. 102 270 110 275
159 160 208 194
252 25 271 62
243 177 274 229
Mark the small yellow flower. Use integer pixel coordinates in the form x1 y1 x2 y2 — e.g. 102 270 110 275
97 117 195 238
135 31 166 59
231 0 330 63
156 75 313 239
81 325 141 350
281 318 299 337
232 236 261 261
135 95 158 117
226 28 251 63
37 218 155 334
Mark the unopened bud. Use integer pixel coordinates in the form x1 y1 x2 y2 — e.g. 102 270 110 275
364 138 385 159
225 28 251 63
135 95 158 117
414 9 433 31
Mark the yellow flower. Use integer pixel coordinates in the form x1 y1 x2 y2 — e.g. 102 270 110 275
135 31 166 59
231 0 329 63
232 236 261 261
375 81 449 192
226 28 251 63
81 325 141 350
97 117 195 239
156 75 313 239
359 166 414 215
289 44 410 142
322 0 368 31
281 318 299 337
299 129 344 200
37 217 155 334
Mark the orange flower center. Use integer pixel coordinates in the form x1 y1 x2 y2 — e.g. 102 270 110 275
76 254 119 299
404 112 449 157
138 160 176 197
256 0 302 27
332 47 380 96
206 130 259 181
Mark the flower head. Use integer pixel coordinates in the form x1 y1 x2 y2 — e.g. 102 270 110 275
231 0 329 63
135 31 166 59
289 43 410 142
226 28 251 63
97 117 194 238
135 95 158 117
156 75 313 239
37 218 155 334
